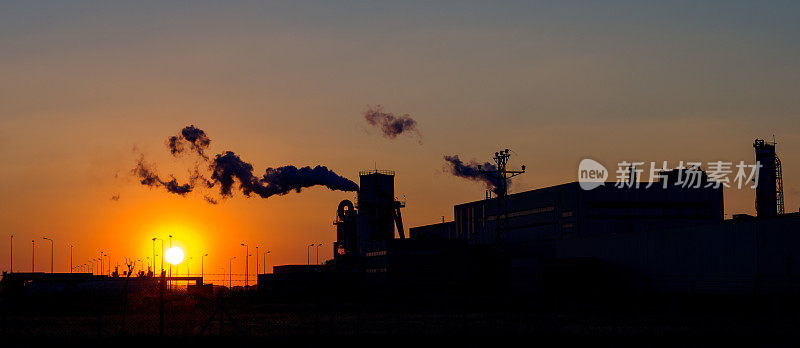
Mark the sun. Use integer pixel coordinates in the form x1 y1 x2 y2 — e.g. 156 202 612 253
165 246 185 265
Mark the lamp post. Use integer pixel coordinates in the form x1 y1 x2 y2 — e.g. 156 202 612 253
264 251 270 274
255 246 259 275
154 238 164 275
229 256 236 288
69 244 73 273
168 235 172 281
201 253 208 283
307 243 314 265
31 240 34 272
240 243 249 286
151 238 156 274
9 235 12 274
315 243 323 265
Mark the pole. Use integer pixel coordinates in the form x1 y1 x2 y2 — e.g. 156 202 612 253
151 238 156 275
158 270 165 337
307 244 314 265
31 240 34 272
69 244 73 273
9 235 12 273
316 243 322 265
229 257 236 288
265 251 270 274
168 235 172 288
201 253 208 284
256 246 259 275
240 243 248 286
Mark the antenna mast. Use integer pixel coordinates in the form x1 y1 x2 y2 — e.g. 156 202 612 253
479 149 525 243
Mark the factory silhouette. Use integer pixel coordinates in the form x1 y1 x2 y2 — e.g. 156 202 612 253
261 138 799 302
2 137 800 340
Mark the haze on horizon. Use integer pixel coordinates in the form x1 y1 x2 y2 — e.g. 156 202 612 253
1 1 798 284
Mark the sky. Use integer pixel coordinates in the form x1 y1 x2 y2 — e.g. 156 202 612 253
1 1 799 285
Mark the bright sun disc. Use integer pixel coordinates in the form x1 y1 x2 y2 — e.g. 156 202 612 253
165 246 184 265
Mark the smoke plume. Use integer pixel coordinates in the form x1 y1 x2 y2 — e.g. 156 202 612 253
443 155 503 193
167 125 211 159
209 151 359 198
132 158 194 195
134 126 358 202
364 105 420 140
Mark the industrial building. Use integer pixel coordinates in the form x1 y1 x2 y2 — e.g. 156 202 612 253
259 138 799 300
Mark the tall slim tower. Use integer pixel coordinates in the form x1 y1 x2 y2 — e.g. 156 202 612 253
479 149 525 243
753 139 784 217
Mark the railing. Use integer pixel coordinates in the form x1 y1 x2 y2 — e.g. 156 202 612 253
359 169 395 176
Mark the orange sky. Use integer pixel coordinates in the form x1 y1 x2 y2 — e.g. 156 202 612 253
1 2 799 285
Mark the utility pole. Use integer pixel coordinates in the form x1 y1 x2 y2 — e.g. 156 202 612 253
478 149 525 243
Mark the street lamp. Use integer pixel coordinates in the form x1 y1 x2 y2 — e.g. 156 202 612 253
315 243 323 265
240 243 249 286
69 244 73 273
264 251 270 274
31 240 34 272
307 243 314 265
168 235 172 280
229 256 236 288
9 234 12 274
255 246 259 275
201 253 208 283
152 238 163 275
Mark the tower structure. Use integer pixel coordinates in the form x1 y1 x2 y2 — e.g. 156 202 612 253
753 139 785 217
479 149 525 243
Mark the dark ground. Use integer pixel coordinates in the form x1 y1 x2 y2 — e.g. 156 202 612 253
2 290 800 347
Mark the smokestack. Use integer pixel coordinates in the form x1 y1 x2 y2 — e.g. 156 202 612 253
753 139 778 217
